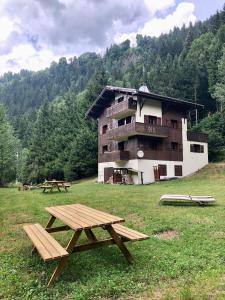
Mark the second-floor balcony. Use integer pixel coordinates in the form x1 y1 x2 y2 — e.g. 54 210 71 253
187 131 208 143
107 122 169 141
106 98 137 119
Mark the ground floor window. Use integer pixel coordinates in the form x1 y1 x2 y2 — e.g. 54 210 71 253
159 164 167 176
174 165 183 176
190 144 204 153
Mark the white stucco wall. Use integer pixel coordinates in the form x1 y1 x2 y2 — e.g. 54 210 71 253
99 159 183 184
182 118 208 176
135 98 162 123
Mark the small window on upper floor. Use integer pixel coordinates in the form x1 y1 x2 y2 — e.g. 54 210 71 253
118 141 125 151
171 142 178 151
102 125 108 134
117 96 124 103
190 144 204 153
118 116 132 127
102 145 108 153
171 119 178 129
144 115 161 125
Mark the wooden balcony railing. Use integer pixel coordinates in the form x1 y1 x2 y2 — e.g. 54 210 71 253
187 131 208 143
106 98 137 119
103 150 130 162
107 122 169 141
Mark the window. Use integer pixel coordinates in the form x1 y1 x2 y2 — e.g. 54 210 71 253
175 165 183 176
126 116 131 124
144 115 160 125
159 164 167 176
171 119 178 129
190 144 204 153
102 125 108 134
171 142 178 151
117 96 124 103
118 118 125 126
102 145 108 153
118 141 125 151
118 116 132 127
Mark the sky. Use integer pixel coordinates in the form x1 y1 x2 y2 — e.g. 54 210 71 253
0 0 224 75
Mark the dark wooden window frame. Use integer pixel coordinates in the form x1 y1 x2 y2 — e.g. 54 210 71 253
190 144 204 153
102 145 108 153
174 165 183 176
171 119 178 129
158 164 167 176
102 124 108 134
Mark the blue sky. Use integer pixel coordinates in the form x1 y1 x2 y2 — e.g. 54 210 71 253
0 0 224 74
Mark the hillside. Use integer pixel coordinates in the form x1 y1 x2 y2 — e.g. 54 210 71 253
0 6 225 184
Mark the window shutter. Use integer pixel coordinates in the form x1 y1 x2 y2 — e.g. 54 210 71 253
144 115 149 124
157 117 161 126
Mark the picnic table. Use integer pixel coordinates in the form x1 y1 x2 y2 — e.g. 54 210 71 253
23 204 149 286
40 180 70 192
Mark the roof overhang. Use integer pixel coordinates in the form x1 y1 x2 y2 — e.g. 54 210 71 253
86 85 204 119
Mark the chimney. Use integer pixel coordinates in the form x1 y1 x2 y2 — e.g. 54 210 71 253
139 84 150 93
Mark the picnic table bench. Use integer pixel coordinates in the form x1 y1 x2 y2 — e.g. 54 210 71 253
23 204 148 286
40 180 70 193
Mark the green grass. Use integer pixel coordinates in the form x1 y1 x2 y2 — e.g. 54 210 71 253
2 164 225 299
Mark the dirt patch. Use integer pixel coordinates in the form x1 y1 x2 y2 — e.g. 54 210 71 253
154 230 179 240
212 231 225 238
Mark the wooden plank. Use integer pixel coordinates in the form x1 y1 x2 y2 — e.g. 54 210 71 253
35 224 68 257
55 206 96 227
46 225 70 233
69 205 114 226
75 204 124 223
24 224 68 261
47 230 82 287
112 224 149 241
24 224 52 261
45 207 84 230
72 239 114 253
106 225 133 263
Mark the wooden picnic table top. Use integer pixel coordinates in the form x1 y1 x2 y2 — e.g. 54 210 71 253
45 203 124 231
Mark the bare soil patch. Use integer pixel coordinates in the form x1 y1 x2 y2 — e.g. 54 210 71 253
154 230 179 240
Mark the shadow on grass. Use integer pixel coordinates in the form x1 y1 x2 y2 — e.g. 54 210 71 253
160 201 217 207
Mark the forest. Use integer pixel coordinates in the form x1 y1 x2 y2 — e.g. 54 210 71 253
1 7 225 185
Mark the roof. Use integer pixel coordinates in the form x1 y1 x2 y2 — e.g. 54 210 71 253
86 85 204 118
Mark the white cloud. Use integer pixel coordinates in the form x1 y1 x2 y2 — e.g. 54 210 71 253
144 0 175 15
115 2 196 45
0 0 197 74
141 2 196 37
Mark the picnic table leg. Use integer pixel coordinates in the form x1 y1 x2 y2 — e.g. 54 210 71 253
84 229 98 242
105 225 133 264
32 216 56 255
47 230 82 287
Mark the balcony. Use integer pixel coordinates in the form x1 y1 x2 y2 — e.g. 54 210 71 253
107 122 169 141
103 150 130 162
187 131 208 143
106 98 137 119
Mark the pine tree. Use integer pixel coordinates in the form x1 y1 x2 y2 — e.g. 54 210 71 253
0 105 18 186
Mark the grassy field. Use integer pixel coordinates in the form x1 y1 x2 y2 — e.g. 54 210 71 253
1 165 225 299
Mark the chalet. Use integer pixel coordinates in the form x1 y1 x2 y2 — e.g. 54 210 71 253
86 85 208 184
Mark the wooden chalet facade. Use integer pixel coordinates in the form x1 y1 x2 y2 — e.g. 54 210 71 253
86 86 208 184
